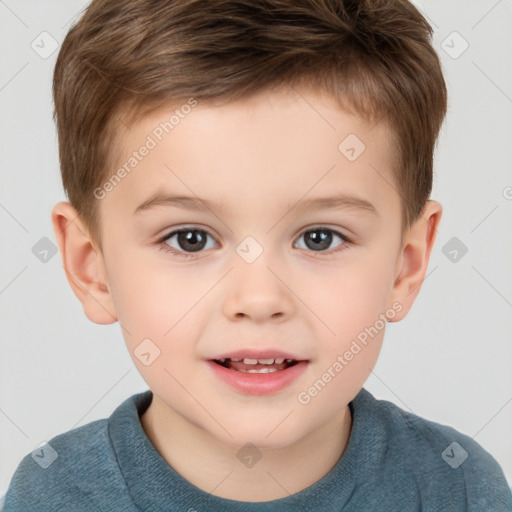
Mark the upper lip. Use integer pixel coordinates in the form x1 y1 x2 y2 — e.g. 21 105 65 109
210 349 308 361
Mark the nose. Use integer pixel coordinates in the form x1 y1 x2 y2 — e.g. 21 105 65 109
222 253 295 324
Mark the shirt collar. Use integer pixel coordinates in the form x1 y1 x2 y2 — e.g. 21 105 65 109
108 387 378 510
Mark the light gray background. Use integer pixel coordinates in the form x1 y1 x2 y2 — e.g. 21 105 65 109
1 0 511 496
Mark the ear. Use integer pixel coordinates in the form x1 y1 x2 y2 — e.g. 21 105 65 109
51 201 118 325
387 200 442 321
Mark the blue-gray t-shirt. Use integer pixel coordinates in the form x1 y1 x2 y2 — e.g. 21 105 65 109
3 388 511 511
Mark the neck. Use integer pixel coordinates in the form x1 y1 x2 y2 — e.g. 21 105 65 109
140 396 352 502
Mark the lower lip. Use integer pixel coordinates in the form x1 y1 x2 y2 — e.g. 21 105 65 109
206 360 308 396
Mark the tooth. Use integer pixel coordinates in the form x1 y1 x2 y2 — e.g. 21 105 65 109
285 359 293 363
243 358 258 364
274 358 284 364
231 358 242 362
258 358 274 364
235 367 279 373
220 358 227 363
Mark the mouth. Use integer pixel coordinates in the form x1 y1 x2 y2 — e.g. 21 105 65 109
207 353 309 395
211 357 300 373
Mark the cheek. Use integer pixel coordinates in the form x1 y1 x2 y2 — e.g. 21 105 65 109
297 263 390 410
305 256 394 337
105 252 198 357
300 254 393 398
105 256 206 390
108 250 201 326
105 253 218 385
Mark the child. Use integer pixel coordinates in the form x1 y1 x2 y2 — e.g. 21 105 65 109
4 0 511 510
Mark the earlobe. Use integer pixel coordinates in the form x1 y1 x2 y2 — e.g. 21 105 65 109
51 201 118 325
387 200 442 322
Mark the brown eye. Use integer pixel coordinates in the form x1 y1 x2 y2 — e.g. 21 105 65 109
176 230 207 252
294 227 349 253
163 228 216 255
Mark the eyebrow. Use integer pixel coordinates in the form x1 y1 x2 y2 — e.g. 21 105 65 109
134 192 378 217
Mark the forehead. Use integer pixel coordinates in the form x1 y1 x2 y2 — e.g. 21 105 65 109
101 87 400 224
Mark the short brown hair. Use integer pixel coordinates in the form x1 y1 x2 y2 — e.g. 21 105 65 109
53 0 447 249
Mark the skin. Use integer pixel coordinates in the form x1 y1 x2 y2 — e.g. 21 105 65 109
52 85 442 502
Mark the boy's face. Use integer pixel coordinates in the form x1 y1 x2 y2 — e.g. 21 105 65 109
57 86 440 450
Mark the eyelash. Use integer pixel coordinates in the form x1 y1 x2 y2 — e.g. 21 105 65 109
156 226 352 260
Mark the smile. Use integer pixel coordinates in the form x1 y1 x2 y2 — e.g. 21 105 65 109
207 358 308 395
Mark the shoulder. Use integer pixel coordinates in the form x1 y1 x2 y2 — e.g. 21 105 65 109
353 389 512 510
3 419 113 511
2 392 146 512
